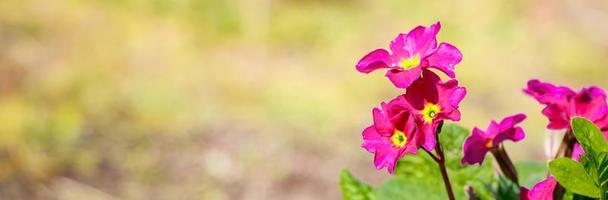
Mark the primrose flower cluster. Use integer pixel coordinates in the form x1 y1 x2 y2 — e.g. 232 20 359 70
352 21 608 200
357 22 465 174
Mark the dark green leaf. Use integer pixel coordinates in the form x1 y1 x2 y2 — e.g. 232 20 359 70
494 175 520 200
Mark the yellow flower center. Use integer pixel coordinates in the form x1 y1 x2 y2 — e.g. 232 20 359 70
420 103 441 124
391 130 407 148
399 55 420 69
485 139 493 148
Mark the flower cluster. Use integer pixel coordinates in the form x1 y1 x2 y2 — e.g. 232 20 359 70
357 22 465 174
352 21 608 200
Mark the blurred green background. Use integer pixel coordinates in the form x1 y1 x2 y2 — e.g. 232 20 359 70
1 0 608 199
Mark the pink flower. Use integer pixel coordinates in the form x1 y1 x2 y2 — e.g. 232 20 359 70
461 114 526 165
400 69 466 151
524 80 608 130
520 176 557 200
356 22 463 88
524 80 608 160
361 97 422 174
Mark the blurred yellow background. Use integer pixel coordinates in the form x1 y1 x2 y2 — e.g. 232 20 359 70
1 0 608 199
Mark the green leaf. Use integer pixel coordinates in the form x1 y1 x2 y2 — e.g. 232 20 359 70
571 117 608 157
340 170 375 200
549 158 600 198
588 152 608 199
562 191 597 200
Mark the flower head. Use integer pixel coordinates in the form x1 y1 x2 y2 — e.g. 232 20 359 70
524 80 608 160
401 69 466 151
520 176 557 200
356 22 463 88
461 114 526 165
524 80 608 130
361 97 422 174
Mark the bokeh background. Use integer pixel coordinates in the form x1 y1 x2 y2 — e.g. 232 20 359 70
1 0 608 199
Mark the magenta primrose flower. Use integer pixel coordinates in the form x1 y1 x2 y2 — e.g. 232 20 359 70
355 22 463 88
524 79 608 131
361 97 421 174
401 69 466 151
520 176 557 200
525 80 608 160
461 114 526 165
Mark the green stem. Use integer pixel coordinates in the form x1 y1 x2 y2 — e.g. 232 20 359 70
434 121 455 200
491 144 519 185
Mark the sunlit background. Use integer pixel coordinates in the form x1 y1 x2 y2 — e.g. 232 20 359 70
1 0 608 199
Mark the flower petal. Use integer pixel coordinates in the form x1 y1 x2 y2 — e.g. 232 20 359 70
571 87 608 122
362 124 400 173
442 108 461 122
361 126 386 153
524 79 575 105
461 128 491 165
356 49 392 73
421 123 438 151
402 69 441 109
389 33 412 59
498 113 527 128
372 108 394 136
527 176 556 200
493 127 526 146
385 67 422 89
401 22 441 57
435 78 466 122
492 114 527 144
425 42 462 78
439 79 467 108
542 105 570 130
373 145 399 173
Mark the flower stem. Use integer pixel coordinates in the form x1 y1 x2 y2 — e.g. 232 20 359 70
553 130 575 200
434 121 456 200
490 144 519 185
425 149 440 162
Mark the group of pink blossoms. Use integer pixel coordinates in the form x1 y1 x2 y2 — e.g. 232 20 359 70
356 22 608 200
357 22 465 174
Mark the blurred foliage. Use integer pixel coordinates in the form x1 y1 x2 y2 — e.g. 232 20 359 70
339 170 375 200
515 161 548 189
